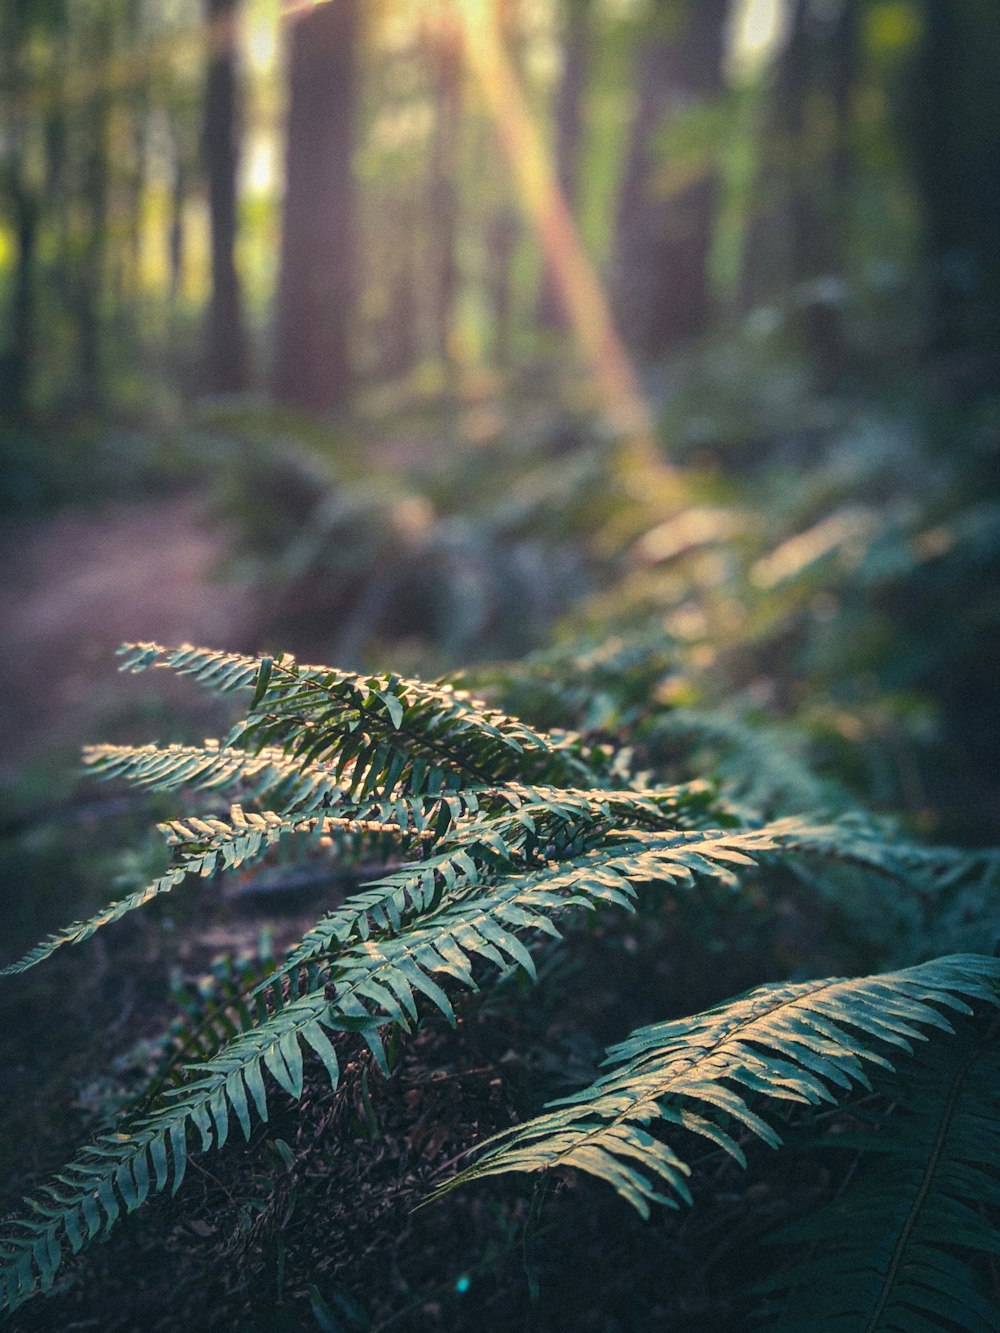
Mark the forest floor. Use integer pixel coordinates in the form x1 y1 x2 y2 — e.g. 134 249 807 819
0 489 258 780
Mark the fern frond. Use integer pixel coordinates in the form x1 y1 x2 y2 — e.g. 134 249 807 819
83 741 347 813
3 766 731 982
268 808 933 1000
118 641 605 790
0 862 194 978
136 948 280 1108
0 806 408 978
435 955 1000 1220
0 985 353 1313
760 1027 1000 1332
274 819 805 984
0 812 827 1308
85 741 723 837
7 641 998 1318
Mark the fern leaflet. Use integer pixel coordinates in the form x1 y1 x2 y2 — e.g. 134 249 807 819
436 956 1000 1220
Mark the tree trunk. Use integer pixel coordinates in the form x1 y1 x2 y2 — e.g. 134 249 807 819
203 0 249 393
739 0 807 314
612 0 728 359
43 26 72 326
425 15 464 367
75 11 113 404
740 0 858 384
0 8 39 419
2 181 39 421
487 206 520 365
377 194 419 381
911 0 1000 356
272 0 359 412
537 0 592 331
789 0 857 384
168 127 188 310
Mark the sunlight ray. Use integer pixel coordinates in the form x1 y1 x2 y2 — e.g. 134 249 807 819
456 0 677 493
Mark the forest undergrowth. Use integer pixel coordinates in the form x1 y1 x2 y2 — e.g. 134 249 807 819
2 357 999 1330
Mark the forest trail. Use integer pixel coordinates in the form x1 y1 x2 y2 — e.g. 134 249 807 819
0 491 257 779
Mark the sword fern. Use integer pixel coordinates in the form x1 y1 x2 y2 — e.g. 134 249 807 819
2 641 998 1319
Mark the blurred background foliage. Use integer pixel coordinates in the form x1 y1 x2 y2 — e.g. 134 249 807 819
1 1 999 1324
3 0 998 833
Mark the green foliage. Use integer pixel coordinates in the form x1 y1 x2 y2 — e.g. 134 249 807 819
436 956 999 1216
761 1025 1000 1332
1 640 999 1320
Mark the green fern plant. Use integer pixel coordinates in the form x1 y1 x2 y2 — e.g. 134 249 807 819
758 1023 1000 1331
434 957 999 1213
2 641 999 1321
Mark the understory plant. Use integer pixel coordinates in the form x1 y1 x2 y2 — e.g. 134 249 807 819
2 641 1000 1326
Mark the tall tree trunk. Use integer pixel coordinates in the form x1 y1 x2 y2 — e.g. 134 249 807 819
168 127 188 311
43 26 72 326
123 92 149 314
487 206 520 366
203 0 249 392
2 181 39 422
273 0 359 412
612 0 728 359
537 0 592 330
425 15 464 367
379 194 419 380
739 0 807 314
740 0 858 384
911 0 1000 357
75 11 113 404
789 0 857 384
0 8 39 420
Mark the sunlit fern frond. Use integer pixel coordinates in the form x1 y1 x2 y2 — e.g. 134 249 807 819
4 642 1000 1318
85 739 726 838
83 741 349 813
2 768 736 981
0 804 413 977
0 812 819 1309
135 946 281 1109
435 955 1000 1219
118 641 606 791
271 818 801 986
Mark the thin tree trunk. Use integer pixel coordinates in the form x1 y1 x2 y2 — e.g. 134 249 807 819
425 15 463 367
43 28 72 326
537 0 592 330
203 0 249 392
789 0 857 383
740 0 807 314
168 131 188 310
739 0 857 384
612 0 728 359
124 92 149 313
76 12 113 404
0 7 39 419
3 181 39 421
272 0 359 412
380 194 419 380
487 206 520 365
911 0 1000 356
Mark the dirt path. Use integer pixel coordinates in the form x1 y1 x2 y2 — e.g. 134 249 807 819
0 490 259 779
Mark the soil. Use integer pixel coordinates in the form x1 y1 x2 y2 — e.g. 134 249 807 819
0 490 259 780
